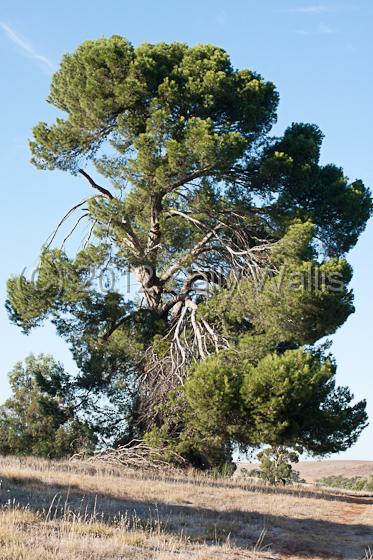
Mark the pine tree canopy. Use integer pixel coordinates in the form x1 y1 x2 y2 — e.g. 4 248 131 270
5 36 371 465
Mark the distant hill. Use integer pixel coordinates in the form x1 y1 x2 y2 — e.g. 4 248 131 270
236 460 373 483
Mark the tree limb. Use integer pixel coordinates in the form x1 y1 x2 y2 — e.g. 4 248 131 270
78 170 145 256
146 193 163 254
167 168 210 193
79 169 114 199
61 213 89 249
44 196 100 249
165 209 205 229
160 225 223 284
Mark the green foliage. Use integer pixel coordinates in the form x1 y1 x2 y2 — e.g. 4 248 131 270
241 349 367 453
182 347 367 461
255 446 301 485
143 391 234 470
0 355 95 458
257 123 372 254
30 38 278 174
26 35 370 262
199 222 355 346
5 36 371 464
319 475 373 492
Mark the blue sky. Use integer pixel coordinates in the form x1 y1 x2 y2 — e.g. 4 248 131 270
0 0 372 459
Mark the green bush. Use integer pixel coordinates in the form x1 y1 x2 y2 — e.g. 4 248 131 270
255 446 302 485
319 475 373 492
0 354 96 458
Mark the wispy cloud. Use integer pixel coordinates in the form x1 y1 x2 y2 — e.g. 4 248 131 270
294 25 334 35
285 3 357 15
0 22 54 71
289 5 333 14
295 21 334 35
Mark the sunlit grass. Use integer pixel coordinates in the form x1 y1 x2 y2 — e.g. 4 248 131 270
0 455 371 559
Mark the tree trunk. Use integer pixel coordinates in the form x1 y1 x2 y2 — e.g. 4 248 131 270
133 265 164 311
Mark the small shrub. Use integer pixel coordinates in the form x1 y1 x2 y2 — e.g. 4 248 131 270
256 446 301 486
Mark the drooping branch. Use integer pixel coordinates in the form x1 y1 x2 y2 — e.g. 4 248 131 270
83 218 98 248
44 196 100 249
78 169 145 256
61 213 89 249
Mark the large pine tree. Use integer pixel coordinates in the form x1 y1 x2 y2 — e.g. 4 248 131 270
6 36 371 464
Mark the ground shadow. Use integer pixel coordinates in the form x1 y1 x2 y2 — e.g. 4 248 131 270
134 470 373 505
0 473 371 559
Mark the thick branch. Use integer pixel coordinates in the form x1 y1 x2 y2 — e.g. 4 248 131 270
167 168 210 193
160 225 222 284
160 269 226 316
146 193 163 254
102 314 130 341
79 169 114 199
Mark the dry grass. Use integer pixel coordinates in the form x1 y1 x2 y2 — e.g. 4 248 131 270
0 456 372 559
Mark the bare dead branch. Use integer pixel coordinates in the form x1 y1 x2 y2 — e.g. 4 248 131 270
70 439 186 471
83 219 98 248
61 213 89 249
44 196 100 249
165 209 205 230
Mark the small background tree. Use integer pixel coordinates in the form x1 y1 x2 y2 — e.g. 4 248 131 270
256 447 301 485
0 354 95 458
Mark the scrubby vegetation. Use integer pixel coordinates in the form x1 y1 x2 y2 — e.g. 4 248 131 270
319 475 373 492
242 446 304 486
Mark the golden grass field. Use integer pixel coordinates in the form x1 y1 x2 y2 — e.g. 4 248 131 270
0 456 372 560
